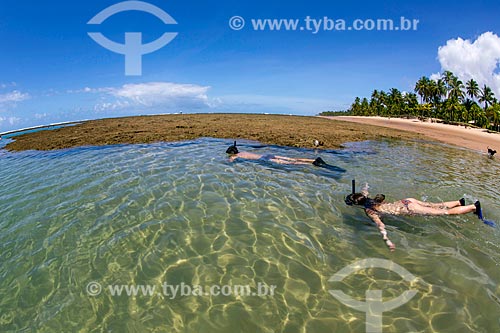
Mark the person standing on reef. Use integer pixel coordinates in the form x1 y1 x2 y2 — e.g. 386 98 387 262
345 183 483 251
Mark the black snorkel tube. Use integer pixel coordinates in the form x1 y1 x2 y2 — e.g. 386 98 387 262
345 179 356 206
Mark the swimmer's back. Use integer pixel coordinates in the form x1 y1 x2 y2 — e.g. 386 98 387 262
370 200 410 216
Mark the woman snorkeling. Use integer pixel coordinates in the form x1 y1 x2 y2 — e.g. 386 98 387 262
345 182 482 251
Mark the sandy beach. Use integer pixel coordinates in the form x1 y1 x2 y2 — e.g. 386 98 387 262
4 114 424 151
330 116 500 153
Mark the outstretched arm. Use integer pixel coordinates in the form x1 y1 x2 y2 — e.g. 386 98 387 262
365 208 395 251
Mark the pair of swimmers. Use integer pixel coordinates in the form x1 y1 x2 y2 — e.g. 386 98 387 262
226 142 486 252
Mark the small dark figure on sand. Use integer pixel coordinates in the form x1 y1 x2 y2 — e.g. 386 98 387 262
487 147 496 158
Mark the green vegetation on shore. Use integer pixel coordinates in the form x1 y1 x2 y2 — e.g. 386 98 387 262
318 111 352 116
345 70 500 131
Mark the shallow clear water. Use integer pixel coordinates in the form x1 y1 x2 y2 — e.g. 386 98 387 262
0 138 499 333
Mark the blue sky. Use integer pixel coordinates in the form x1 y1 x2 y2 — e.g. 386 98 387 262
1 0 500 132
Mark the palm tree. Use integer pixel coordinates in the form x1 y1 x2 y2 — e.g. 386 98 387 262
427 80 439 113
469 103 482 126
442 70 455 84
486 104 500 131
437 76 463 122
379 91 387 111
403 92 418 116
479 85 495 111
436 79 447 102
426 80 435 100
370 90 380 115
388 88 403 116
350 97 362 115
448 77 465 103
415 76 430 104
442 70 456 98
433 79 447 117
476 110 489 128
466 79 480 101
349 73 498 126
361 98 370 116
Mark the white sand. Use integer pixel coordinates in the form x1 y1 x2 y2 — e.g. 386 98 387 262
325 116 500 153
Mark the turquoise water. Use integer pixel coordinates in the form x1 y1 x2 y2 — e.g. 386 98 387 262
0 138 499 332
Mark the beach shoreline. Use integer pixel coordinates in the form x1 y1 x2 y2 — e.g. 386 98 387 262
328 116 500 153
4 114 424 152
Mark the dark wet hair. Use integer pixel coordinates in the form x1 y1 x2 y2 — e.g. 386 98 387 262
345 193 385 206
373 193 385 203
226 141 239 154
345 193 367 206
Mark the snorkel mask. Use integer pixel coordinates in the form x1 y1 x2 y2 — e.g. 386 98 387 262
345 179 385 206
226 141 239 154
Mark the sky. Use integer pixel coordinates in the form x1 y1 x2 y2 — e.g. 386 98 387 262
1 0 500 132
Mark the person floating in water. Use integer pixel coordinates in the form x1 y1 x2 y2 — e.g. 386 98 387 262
226 141 340 169
345 182 483 251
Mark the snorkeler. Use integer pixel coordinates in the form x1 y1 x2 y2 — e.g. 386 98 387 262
225 141 335 167
345 182 482 251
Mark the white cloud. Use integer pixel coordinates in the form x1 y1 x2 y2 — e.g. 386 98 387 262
0 116 21 126
67 87 99 94
433 32 500 96
81 82 216 112
0 90 30 118
429 73 441 82
0 82 17 89
0 90 30 104
35 113 48 119
110 82 210 105
93 100 132 112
